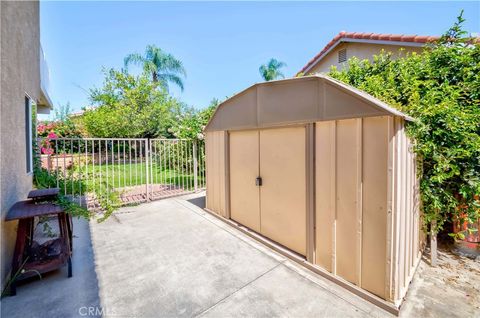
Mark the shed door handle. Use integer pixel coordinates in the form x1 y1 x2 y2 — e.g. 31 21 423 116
256 177 262 186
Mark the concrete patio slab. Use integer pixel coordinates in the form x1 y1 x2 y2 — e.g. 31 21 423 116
1 193 390 317
91 197 281 317
88 193 389 317
198 264 369 318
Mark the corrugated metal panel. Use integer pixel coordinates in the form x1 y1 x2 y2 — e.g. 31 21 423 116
220 133 227 217
323 83 385 120
205 131 227 216
391 117 423 304
206 132 213 210
385 116 396 302
361 116 389 298
315 121 336 272
213 132 220 212
229 130 260 232
313 116 422 302
257 80 318 125
335 119 361 285
391 118 401 303
206 88 258 132
259 127 307 256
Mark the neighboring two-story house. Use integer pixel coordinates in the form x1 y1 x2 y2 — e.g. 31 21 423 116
298 31 439 75
1 0 53 288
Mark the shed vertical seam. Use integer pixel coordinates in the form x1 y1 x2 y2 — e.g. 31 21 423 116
258 130 261 233
306 124 315 263
356 118 363 287
331 121 337 275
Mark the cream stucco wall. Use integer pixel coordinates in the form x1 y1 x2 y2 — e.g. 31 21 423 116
307 42 423 74
0 0 42 287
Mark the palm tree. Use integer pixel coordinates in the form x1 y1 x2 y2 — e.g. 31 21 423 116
124 45 186 91
259 58 286 81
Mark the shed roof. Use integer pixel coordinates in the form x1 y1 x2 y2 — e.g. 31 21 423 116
204 75 412 132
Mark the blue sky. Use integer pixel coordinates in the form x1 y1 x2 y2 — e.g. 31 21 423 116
40 1 480 114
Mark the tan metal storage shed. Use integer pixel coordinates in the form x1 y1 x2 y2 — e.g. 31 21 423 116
204 75 424 313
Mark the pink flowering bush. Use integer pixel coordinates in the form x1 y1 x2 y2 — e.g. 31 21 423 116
41 146 54 155
37 119 82 154
37 122 57 136
37 120 82 139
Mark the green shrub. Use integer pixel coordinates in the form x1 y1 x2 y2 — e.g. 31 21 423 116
327 12 480 236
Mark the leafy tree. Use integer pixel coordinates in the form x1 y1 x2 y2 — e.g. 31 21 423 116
169 98 220 140
327 12 480 253
82 68 185 138
259 58 287 81
124 45 186 92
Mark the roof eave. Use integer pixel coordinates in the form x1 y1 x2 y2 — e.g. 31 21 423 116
299 38 427 75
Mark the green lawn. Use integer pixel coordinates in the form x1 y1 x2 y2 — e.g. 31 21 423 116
78 162 204 190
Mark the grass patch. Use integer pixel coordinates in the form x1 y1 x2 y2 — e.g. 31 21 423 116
77 162 203 190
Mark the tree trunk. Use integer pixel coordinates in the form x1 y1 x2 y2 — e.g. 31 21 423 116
430 220 437 266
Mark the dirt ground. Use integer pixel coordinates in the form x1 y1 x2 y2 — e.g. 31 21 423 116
400 243 480 317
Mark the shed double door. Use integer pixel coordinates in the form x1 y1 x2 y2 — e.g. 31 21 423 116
229 126 307 255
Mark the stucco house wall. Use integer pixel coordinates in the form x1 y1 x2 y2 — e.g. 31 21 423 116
306 42 423 74
0 0 43 287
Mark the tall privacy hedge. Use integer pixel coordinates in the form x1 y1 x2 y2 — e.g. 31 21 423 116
327 13 480 237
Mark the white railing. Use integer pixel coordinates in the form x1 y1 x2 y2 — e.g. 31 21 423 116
37 137 205 210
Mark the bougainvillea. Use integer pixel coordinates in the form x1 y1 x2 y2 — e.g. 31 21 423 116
37 109 83 154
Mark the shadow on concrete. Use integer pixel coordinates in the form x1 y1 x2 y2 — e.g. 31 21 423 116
187 195 206 209
1 218 102 318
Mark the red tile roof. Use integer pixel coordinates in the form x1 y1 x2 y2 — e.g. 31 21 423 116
298 31 441 74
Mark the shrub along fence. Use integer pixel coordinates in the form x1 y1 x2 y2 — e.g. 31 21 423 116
37 137 205 210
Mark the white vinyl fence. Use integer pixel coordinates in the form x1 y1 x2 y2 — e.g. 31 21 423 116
37 137 205 209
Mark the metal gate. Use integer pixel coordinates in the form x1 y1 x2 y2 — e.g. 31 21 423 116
37 138 205 210
149 139 205 200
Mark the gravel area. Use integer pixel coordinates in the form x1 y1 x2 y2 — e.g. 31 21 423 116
400 243 480 317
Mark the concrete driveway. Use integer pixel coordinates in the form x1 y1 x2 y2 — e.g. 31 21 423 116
2 193 390 317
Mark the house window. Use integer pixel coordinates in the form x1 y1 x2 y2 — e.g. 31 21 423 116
338 49 347 63
25 96 34 174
